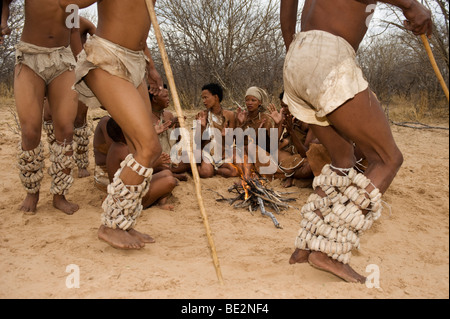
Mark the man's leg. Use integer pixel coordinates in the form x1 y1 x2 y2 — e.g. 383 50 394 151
326 89 403 193
198 161 215 178
142 170 177 211
42 98 56 147
291 89 403 283
43 98 91 179
47 70 79 215
84 69 161 250
14 65 46 213
93 116 110 167
73 101 92 178
289 127 351 263
291 124 367 283
217 163 239 178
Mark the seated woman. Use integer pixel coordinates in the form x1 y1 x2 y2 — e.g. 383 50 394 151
175 83 238 179
234 86 277 178
236 86 275 150
106 117 178 211
264 93 317 187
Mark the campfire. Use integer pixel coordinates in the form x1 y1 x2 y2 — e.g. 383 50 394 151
214 162 298 229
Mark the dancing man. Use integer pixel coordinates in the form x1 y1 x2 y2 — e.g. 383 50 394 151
281 0 432 282
14 0 80 215
61 0 164 250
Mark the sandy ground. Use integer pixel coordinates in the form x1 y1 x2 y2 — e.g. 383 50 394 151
0 98 448 300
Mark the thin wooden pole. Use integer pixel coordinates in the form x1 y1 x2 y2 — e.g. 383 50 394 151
144 0 224 285
420 34 449 102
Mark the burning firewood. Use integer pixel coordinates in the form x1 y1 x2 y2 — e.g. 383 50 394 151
214 172 299 229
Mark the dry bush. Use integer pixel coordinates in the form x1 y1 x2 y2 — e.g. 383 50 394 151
385 94 449 124
0 82 14 99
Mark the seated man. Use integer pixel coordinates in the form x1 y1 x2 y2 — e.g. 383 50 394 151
106 117 178 211
149 84 187 181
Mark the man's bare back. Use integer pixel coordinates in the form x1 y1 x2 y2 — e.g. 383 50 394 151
22 0 70 47
301 0 375 51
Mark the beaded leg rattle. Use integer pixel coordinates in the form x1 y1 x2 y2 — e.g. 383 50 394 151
295 164 383 264
101 154 153 231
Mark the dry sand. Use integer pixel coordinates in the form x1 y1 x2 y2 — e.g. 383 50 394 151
0 99 448 299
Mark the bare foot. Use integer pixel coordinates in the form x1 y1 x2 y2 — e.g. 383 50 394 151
98 225 145 249
283 177 294 188
173 173 188 182
53 195 79 215
159 203 175 211
128 228 156 244
296 179 313 188
156 197 175 211
19 193 39 214
308 251 366 283
78 168 91 178
289 248 310 264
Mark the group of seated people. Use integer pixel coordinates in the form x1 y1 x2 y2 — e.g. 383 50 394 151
92 83 364 211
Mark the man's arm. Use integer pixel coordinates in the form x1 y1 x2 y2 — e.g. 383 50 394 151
225 111 236 130
280 0 298 51
80 16 96 37
1 0 12 32
70 17 96 57
0 0 13 45
379 0 432 36
70 27 83 58
144 46 164 96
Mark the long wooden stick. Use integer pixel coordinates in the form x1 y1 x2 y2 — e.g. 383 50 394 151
144 0 224 285
420 34 449 102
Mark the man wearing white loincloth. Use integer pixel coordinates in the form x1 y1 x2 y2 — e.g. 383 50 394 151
281 0 432 283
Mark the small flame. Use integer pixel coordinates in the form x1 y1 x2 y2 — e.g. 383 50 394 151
231 154 255 201
242 180 250 200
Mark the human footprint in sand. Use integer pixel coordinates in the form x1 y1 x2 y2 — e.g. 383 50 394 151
61 0 164 250
281 0 432 283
